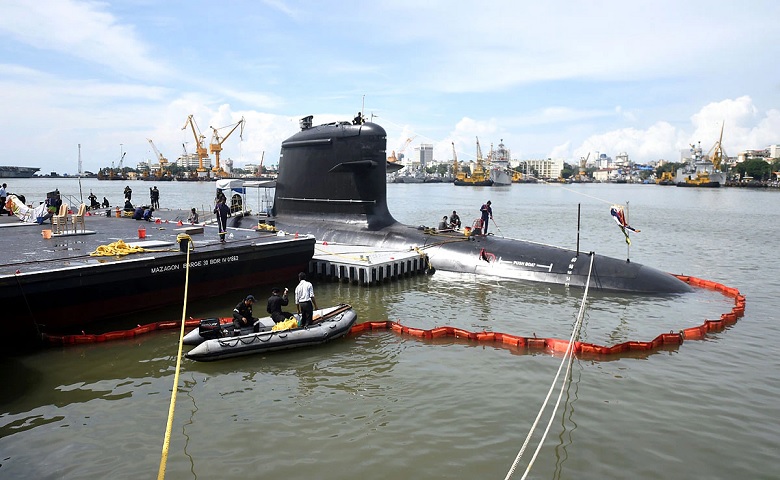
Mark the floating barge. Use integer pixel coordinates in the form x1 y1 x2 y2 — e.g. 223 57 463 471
1 210 315 346
308 243 429 286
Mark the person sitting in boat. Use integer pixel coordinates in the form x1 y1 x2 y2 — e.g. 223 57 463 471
188 207 199 224
267 287 291 323
438 215 449 231
449 210 461 229
233 295 257 333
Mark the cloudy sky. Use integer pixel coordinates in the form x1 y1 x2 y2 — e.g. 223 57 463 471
1 0 779 174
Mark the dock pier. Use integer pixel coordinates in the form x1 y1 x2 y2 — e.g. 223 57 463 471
308 243 429 286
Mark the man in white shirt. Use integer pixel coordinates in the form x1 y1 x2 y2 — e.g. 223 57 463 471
294 272 318 327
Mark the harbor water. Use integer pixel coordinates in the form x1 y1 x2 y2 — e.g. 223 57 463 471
1 178 778 479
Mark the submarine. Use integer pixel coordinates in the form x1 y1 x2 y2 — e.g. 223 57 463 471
264 115 691 294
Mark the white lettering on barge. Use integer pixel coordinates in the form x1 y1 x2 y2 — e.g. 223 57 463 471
150 255 240 274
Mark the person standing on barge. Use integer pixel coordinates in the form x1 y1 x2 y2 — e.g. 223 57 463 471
214 199 230 243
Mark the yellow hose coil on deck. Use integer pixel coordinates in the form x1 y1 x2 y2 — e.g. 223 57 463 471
89 236 194 257
89 240 147 257
257 223 278 232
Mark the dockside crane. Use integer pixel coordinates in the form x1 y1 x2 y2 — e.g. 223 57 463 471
708 121 727 170
475 136 484 168
182 115 210 177
451 142 462 180
388 136 417 164
579 152 590 178
209 117 245 177
400 136 416 163
147 138 169 177
257 151 265 177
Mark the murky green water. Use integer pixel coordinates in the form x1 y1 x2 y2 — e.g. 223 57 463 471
1 179 777 479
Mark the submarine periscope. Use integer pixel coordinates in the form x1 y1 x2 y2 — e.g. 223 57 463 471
268 115 691 294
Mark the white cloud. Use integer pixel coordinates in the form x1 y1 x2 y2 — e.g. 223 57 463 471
568 97 779 164
0 0 168 79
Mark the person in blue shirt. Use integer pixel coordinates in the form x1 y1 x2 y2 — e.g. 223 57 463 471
480 200 493 235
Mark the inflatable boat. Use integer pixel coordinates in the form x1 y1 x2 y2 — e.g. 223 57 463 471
184 304 357 361
183 304 353 345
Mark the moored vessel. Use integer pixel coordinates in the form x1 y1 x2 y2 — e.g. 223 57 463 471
656 171 675 185
453 138 494 186
185 305 357 361
676 123 728 187
183 304 353 345
487 139 513 186
0 166 40 178
1 208 315 346
266 115 692 294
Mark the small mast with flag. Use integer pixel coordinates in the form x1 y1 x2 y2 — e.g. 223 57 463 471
610 204 640 245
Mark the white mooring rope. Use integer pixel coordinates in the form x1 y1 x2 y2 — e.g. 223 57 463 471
504 253 595 480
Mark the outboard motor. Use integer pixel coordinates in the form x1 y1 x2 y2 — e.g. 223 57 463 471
198 318 222 340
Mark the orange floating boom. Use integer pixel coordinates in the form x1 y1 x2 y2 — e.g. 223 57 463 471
43 275 744 359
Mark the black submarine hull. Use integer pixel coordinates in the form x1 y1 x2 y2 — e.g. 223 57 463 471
270 117 691 294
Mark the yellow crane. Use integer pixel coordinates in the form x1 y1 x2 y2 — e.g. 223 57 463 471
475 136 488 173
181 115 209 176
257 151 265 177
147 138 169 178
577 152 591 180
387 136 417 163
209 117 245 177
708 121 727 170
452 142 465 181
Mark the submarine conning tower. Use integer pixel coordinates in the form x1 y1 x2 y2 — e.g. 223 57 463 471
274 116 397 230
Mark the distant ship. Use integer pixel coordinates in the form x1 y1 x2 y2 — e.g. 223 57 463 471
0 166 40 178
676 123 728 188
487 139 513 186
453 138 494 186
